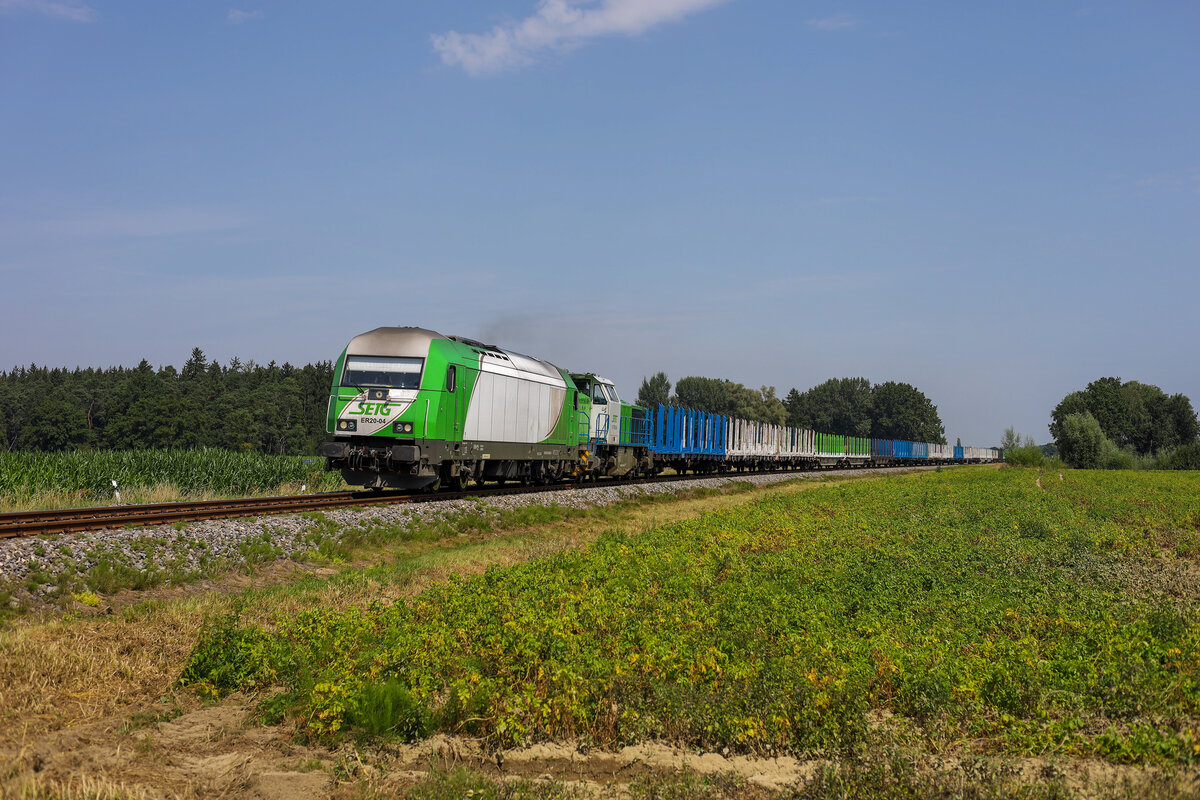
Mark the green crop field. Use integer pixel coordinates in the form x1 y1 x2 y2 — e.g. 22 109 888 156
183 467 1200 767
0 448 344 501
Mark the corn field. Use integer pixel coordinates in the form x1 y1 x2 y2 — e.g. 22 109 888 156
0 448 344 498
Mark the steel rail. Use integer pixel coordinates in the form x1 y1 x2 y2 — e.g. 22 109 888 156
0 463 946 540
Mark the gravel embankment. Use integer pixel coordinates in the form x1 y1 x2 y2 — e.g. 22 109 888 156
0 468 931 601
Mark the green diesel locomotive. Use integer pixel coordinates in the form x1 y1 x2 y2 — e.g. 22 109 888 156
321 327 651 490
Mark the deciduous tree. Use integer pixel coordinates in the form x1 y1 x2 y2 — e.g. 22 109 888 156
1051 377 1198 457
1057 412 1108 469
672 376 729 415
871 381 945 443
635 372 671 409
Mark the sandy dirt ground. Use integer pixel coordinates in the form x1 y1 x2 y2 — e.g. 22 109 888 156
3 692 1190 799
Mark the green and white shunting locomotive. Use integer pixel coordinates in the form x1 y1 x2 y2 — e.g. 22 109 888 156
321 327 651 490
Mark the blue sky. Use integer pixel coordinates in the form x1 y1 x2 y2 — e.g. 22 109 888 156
1 0 1196 446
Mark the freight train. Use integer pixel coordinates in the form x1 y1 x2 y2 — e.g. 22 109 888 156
321 326 1001 491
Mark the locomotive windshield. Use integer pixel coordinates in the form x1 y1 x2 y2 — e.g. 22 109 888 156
341 355 423 390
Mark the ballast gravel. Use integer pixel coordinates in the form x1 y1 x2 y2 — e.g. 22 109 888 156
0 468 933 603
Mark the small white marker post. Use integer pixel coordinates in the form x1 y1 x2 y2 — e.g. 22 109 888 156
111 479 120 505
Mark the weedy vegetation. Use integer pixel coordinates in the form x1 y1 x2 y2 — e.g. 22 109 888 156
180 468 1200 768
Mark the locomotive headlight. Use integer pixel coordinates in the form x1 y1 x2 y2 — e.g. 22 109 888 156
338 419 357 432
392 421 414 434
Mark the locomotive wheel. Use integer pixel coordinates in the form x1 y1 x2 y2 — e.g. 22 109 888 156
452 472 470 492
424 477 442 493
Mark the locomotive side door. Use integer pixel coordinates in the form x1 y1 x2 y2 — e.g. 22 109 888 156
603 384 622 445
588 381 610 445
456 365 477 442
440 364 461 442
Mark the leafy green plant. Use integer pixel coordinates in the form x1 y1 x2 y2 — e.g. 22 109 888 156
179 612 282 696
72 590 101 607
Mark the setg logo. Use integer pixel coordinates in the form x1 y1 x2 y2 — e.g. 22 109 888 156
351 402 393 416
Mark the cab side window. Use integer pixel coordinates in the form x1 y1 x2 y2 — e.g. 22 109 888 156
592 383 607 404
446 365 456 392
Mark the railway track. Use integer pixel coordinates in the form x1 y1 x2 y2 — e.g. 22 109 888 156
0 480 582 539
0 463 945 540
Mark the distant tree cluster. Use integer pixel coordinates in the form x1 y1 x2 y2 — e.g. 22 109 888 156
1047 378 1199 470
636 372 946 443
636 373 787 426
1051 377 1197 456
784 378 946 443
0 348 333 455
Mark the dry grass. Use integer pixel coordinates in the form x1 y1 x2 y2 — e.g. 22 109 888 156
0 774 160 800
0 599 219 750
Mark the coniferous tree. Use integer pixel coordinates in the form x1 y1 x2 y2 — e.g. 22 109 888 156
1 352 334 455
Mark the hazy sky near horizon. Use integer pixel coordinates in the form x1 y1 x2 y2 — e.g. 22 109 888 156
2 1 1196 446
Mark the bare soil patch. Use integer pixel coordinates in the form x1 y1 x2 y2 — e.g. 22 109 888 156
4 702 1189 799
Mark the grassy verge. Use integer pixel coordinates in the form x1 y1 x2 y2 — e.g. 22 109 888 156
0 480 352 513
5 476 790 609
181 468 1200 766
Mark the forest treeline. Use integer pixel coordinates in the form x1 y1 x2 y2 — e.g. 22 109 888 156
636 373 947 444
1 349 333 454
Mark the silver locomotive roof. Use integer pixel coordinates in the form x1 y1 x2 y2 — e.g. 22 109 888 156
343 327 567 382
345 326 444 357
